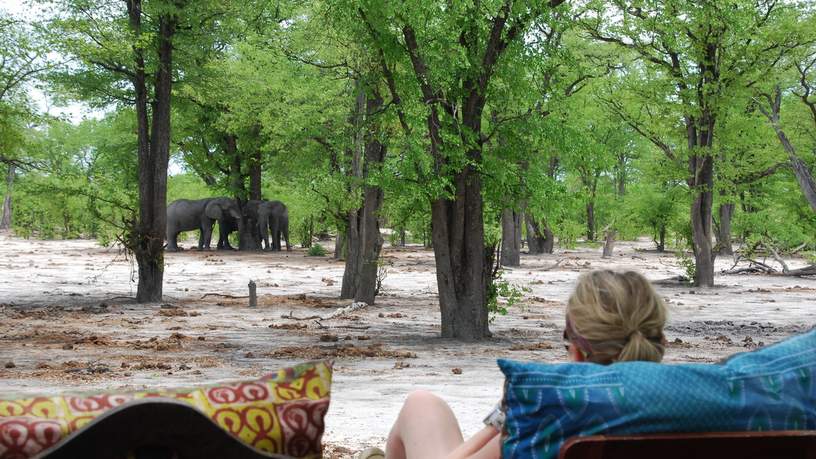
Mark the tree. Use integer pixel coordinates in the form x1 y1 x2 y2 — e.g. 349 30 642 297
0 14 50 230
352 0 567 339
43 0 229 301
586 0 807 286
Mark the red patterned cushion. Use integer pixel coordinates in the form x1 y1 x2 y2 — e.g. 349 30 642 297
0 360 332 458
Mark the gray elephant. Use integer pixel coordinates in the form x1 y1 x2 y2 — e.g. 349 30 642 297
166 197 242 251
246 200 291 251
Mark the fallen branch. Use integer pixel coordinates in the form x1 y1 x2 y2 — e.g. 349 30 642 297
652 275 690 285
773 264 816 277
201 293 249 299
282 301 369 321
722 258 777 275
768 246 790 274
789 242 809 255
543 259 565 271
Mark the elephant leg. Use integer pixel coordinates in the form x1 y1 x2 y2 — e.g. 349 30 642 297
270 221 281 251
202 222 214 250
284 226 291 251
166 227 180 252
218 220 234 250
197 228 205 250
259 219 271 251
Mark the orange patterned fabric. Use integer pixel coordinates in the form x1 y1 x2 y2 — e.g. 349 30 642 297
0 360 332 459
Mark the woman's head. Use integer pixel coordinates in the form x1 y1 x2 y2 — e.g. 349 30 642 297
565 270 667 364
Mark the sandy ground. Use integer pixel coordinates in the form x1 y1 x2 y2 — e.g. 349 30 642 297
0 233 814 457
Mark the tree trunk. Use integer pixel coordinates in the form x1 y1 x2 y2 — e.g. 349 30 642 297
249 147 262 201
616 153 627 197
761 86 816 213
133 9 176 303
341 90 387 305
334 230 345 259
526 215 554 254
0 164 14 231
688 121 716 287
500 208 521 267
399 228 406 247
340 210 360 299
602 228 616 258
352 138 386 305
716 203 734 255
340 83 366 298
586 200 596 242
657 225 666 253
430 103 489 341
226 134 244 199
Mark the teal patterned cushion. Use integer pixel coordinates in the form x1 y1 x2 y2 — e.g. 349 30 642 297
499 329 816 459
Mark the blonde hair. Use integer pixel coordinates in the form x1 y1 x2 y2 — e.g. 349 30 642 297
566 270 667 364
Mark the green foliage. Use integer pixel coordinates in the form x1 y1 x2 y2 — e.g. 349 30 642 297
307 243 327 257
486 271 530 322
675 251 696 282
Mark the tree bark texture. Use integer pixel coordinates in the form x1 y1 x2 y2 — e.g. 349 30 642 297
656 225 667 253
0 164 14 230
340 84 366 298
226 134 245 199
760 87 816 213
687 125 716 287
585 200 596 242
602 228 616 258
341 90 386 305
128 1 176 303
525 215 554 254
249 147 262 201
716 203 734 256
500 208 521 267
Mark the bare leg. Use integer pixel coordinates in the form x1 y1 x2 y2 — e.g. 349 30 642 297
385 391 464 459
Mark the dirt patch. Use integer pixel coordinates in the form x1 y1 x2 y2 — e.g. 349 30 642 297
265 343 418 360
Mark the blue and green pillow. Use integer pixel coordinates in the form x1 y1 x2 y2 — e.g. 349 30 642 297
499 329 816 459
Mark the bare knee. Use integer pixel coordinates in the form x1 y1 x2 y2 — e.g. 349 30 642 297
401 390 447 414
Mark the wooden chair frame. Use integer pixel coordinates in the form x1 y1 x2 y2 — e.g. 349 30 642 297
559 430 816 459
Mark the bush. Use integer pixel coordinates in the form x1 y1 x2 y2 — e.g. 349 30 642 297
307 243 327 257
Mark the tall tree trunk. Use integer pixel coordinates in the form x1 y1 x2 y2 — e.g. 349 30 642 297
132 8 176 303
688 119 716 287
341 90 387 304
352 135 386 305
430 96 489 341
500 208 521 267
716 202 734 255
226 134 244 199
249 147 262 201
334 230 346 259
616 153 627 197
602 227 616 258
340 82 367 298
340 211 360 298
585 200 596 241
760 87 816 213
657 225 666 253
0 164 14 231
526 216 554 254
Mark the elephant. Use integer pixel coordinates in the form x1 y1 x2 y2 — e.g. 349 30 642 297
246 200 291 251
166 197 242 251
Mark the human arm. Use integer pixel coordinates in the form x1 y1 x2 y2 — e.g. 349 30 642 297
444 426 501 459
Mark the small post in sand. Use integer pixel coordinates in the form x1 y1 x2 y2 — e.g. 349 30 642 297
248 280 257 308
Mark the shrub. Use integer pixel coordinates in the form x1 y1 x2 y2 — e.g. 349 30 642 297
307 243 327 257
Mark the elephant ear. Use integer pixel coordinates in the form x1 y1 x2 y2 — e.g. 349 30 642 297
204 200 223 220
